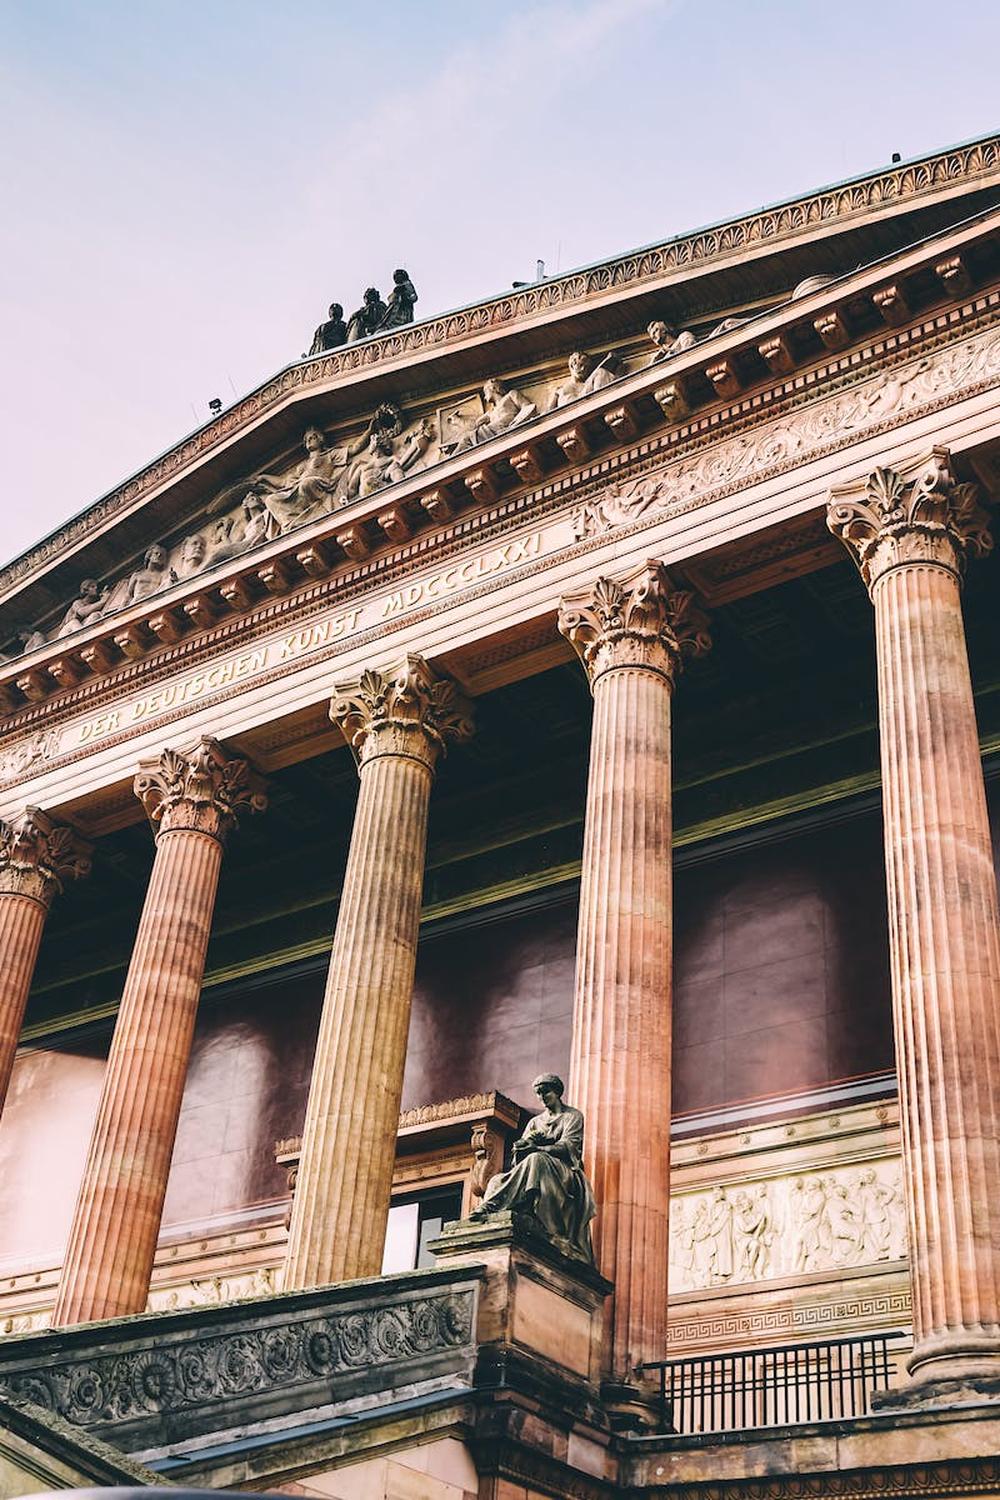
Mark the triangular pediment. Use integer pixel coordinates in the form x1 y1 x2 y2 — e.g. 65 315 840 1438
1 133 999 692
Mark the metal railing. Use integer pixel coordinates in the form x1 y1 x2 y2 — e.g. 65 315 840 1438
641 1331 907 1435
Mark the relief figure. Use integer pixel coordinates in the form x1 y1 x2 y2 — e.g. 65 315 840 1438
124 544 178 606
647 318 696 366
55 578 110 637
548 350 625 410
443 378 537 455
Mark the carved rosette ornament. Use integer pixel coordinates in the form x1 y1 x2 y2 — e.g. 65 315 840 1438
558 561 711 687
134 737 267 840
827 447 992 593
330 654 474 772
0 807 91 908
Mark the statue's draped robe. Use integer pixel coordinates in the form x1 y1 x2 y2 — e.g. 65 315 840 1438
479 1104 596 1263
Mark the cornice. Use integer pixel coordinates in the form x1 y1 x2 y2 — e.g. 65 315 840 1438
2 134 999 607
1 288 998 798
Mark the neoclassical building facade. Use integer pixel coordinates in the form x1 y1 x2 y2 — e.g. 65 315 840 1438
1 134 1000 1499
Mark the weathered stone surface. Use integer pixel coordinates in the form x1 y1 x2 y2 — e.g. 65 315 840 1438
828 450 1000 1396
0 1269 479 1452
558 561 709 1383
52 742 266 1327
284 657 473 1289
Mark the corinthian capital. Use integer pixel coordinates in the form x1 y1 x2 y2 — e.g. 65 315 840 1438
827 447 993 592
331 654 474 772
0 808 92 908
134 738 268 840
558 561 711 687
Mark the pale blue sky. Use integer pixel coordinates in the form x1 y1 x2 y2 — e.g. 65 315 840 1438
1 0 997 565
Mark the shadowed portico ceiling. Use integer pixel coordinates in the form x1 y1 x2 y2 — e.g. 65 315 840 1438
22 543 1000 1037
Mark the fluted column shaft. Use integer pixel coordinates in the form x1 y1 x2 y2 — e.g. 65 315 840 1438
829 449 1000 1391
53 740 265 1326
284 656 472 1289
0 810 90 1117
559 563 709 1383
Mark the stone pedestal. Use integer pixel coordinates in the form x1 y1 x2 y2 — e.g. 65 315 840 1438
558 563 709 1385
283 656 473 1290
431 1211 612 1407
0 809 90 1117
829 450 1000 1402
52 740 265 1327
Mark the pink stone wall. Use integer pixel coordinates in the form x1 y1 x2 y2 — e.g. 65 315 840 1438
1 795 992 1268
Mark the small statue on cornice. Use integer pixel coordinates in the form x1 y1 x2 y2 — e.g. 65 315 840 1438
307 302 347 357
346 287 387 343
377 269 418 330
548 349 625 410
124 544 178 606
55 578 111 637
646 319 696 366
443 378 537 455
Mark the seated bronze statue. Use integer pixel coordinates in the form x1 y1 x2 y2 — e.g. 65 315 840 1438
468 1072 596 1264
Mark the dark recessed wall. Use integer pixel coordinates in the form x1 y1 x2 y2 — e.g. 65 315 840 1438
6 790 991 1271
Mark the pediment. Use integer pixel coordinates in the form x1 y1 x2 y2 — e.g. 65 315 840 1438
1 135 999 703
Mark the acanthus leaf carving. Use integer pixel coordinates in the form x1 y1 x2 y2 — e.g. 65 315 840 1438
134 737 268 840
558 561 711 686
0 808 91 907
827 447 993 590
330 654 474 772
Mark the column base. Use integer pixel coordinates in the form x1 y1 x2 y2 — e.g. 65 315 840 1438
874 1336 1000 1412
601 1378 668 1433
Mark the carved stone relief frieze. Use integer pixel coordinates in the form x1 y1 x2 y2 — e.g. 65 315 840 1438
3 323 699 657
669 1162 907 1294
572 324 1000 540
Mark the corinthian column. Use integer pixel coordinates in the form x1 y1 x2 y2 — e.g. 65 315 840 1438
828 448 1000 1400
0 809 90 1116
53 739 266 1327
559 563 710 1386
284 655 473 1290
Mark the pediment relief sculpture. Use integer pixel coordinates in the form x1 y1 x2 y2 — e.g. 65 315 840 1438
6 296 781 659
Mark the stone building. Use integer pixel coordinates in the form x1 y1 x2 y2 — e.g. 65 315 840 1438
1 132 1000 1498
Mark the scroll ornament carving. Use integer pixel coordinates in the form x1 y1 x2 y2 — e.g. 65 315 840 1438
134 737 267 840
330 654 474 772
669 1164 907 1293
0 808 91 907
470 1122 505 1199
0 1289 474 1427
558 561 711 686
826 448 993 592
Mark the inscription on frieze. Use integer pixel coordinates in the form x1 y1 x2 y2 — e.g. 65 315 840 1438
0 526 554 784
